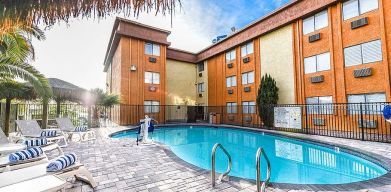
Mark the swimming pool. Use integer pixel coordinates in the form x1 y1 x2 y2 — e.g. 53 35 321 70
111 126 388 185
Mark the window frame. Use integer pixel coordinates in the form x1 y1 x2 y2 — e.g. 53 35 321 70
144 71 160 84
241 42 254 57
305 96 334 114
226 76 237 88
144 42 160 56
227 102 237 114
242 101 256 114
144 101 160 113
198 83 205 93
241 71 255 85
304 52 331 74
198 63 205 72
226 49 236 63
343 0 379 21
303 10 329 35
347 93 386 114
344 40 383 67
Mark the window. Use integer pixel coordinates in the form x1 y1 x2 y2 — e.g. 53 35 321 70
145 42 160 56
241 42 254 57
242 71 255 85
242 101 256 114
343 0 379 20
226 50 236 62
303 10 328 35
227 102 237 114
144 101 160 113
344 40 382 67
198 83 205 92
226 76 237 88
348 93 385 114
304 52 331 74
198 63 204 72
306 96 333 114
144 72 160 84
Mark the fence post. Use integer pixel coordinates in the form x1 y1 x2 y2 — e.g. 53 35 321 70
87 105 92 128
304 105 309 134
359 103 365 141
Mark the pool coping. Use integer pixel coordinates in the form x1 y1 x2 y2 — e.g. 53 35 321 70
110 124 391 191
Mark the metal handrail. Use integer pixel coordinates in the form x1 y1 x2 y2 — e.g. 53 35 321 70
211 143 232 187
256 147 271 192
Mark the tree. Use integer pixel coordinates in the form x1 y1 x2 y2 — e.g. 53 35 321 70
0 25 52 99
256 74 279 127
0 80 35 136
87 88 120 127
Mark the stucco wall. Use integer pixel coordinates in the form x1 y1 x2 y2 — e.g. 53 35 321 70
260 25 295 104
166 59 197 105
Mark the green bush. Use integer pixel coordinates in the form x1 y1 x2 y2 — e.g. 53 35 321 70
256 74 279 127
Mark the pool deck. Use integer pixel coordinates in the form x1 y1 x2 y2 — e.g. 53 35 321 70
56 125 391 192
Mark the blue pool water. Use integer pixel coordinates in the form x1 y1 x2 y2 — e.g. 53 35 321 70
112 126 387 184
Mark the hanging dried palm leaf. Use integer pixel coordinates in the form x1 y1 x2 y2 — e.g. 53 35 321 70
0 0 181 28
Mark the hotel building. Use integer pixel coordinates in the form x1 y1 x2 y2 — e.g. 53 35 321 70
103 0 391 126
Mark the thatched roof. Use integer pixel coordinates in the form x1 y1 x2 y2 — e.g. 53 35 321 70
0 0 180 29
48 78 84 91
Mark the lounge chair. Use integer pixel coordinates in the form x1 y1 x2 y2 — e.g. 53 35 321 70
0 129 26 156
15 120 68 147
0 175 66 192
0 154 97 188
55 118 96 142
0 148 49 173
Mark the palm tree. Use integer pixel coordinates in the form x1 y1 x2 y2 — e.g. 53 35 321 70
0 80 36 136
88 88 120 127
0 25 52 99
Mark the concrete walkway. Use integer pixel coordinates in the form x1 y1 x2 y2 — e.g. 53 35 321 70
55 126 391 192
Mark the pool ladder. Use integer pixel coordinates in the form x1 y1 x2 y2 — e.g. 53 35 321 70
211 143 232 187
211 144 271 192
256 147 271 192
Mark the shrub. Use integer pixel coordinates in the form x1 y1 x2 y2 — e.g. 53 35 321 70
256 74 279 127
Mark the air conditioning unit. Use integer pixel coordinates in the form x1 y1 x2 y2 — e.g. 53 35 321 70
311 75 324 83
244 116 252 122
309 33 321 43
243 57 250 63
228 89 234 94
227 63 233 68
199 72 203 77
351 17 368 29
358 119 377 129
149 57 157 63
198 93 203 97
354 68 372 78
244 86 251 92
313 118 326 126
228 115 235 121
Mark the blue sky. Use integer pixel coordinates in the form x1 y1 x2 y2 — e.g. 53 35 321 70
31 0 290 90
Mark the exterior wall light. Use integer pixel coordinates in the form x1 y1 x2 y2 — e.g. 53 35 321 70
130 65 137 71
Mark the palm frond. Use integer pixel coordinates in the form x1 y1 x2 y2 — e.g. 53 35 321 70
0 59 52 98
0 0 181 28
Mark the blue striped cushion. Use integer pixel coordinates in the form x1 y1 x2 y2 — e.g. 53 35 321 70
40 130 57 137
74 126 88 132
9 147 43 163
46 153 77 172
24 138 48 147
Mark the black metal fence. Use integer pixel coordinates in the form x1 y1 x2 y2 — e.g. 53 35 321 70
1 102 391 143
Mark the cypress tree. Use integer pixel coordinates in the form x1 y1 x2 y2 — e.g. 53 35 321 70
256 74 279 127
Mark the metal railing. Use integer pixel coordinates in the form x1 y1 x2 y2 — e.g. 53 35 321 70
2 102 391 143
256 147 271 192
211 143 232 187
